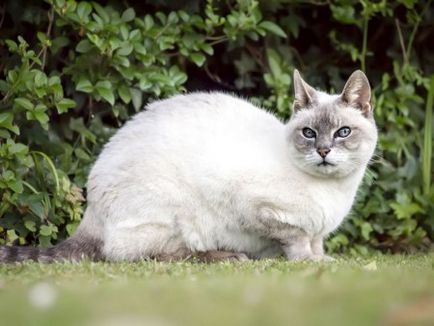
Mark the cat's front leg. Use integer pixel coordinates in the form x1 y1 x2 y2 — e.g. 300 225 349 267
311 236 335 262
255 208 322 262
280 230 322 261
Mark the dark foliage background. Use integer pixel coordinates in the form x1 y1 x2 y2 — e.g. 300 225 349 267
0 0 433 254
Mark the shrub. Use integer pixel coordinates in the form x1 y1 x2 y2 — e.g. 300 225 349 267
0 0 432 253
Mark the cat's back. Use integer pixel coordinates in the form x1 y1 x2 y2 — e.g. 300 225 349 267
95 92 287 173
129 91 281 138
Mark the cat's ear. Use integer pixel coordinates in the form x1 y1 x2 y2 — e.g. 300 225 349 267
341 70 371 115
293 69 317 111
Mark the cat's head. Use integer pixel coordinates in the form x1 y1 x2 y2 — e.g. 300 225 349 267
286 70 378 178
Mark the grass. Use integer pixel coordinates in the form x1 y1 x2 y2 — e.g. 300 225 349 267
0 254 434 326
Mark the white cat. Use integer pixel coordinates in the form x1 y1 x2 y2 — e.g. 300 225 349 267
0 70 377 263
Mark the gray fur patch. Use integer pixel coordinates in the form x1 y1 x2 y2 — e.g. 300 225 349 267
0 234 103 263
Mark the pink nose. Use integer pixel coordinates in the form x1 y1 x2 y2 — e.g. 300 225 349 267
317 148 331 158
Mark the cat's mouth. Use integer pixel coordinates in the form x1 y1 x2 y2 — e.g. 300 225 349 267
318 161 335 167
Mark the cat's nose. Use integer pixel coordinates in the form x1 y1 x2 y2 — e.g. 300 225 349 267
317 148 331 158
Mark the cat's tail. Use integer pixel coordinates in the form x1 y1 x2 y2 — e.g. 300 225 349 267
0 233 103 263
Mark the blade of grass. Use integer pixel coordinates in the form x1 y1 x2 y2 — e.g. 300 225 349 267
22 180 39 194
31 151 60 194
423 75 434 195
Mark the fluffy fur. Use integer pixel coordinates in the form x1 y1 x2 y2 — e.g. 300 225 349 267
0 70 377 263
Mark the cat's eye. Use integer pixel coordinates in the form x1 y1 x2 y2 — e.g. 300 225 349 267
336 127 351 138
302 128 316 139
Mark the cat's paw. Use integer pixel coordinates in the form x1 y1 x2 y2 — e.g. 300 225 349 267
288 254 334 262
197 250 250 263
225 252 250 262
322 255 335 262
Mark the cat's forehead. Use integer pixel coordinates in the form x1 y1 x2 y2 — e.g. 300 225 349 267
315 91 340 105
295 97 362 130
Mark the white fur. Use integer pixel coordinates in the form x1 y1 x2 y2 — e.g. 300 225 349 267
77 91 374 261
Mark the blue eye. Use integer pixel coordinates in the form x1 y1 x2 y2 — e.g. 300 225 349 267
302 128 316 139
336 127 351 138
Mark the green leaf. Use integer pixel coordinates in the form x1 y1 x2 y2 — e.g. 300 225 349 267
167 12 179 24
36 32 48 45
121 8 135 22
266 49 282 78
14 97 34 111
0 112 11 125
95 80 115 105
120 25 129 40
172 71 188 85
77 2 92 21
6 230 18 243
2 170 14 181
69 118 96 143
8 179 23 194
117 43 133 56
9 142 28 155
130 87 142 111
0 80 9 92
360 222 373 240
200 43 214 55
76 39 93 53
24 220 37 232
178 10 189 22
34 71 48 88
134 43 147 55
115 55 131 68
118 85 131 104
88 33 103 49
54 0 65 7
51 36 70 53
156 12 166 24
52 84 64 101
34 103 48 113
5 39 18 52
144 15 154 30
129 29 140 41
39 225 52 236
66 222 79 236
56 98 76 113
390 202 423 220
92 2 110 23
76 78 93 93
139 78 152 91
190 53 206 67
48 76 61 87
0 112 19 135
75 147 91 161
33 111 50 129
0 130 10 138
2 124 18 136
0 113 15 133
39 236 52 247
259 21 287 38
24 104 49 129
331 4 357 25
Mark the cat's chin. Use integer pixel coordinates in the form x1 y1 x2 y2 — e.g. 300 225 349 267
296 163 355 179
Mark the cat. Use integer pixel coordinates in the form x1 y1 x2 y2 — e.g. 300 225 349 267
0 69 377 263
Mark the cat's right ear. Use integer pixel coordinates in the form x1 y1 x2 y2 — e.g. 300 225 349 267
341 70 371 116
293 69 317 111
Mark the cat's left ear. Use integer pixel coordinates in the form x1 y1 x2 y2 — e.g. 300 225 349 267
293 69 317 111
341 70 372 116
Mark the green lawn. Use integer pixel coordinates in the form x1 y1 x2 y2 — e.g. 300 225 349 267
1 255 433 326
